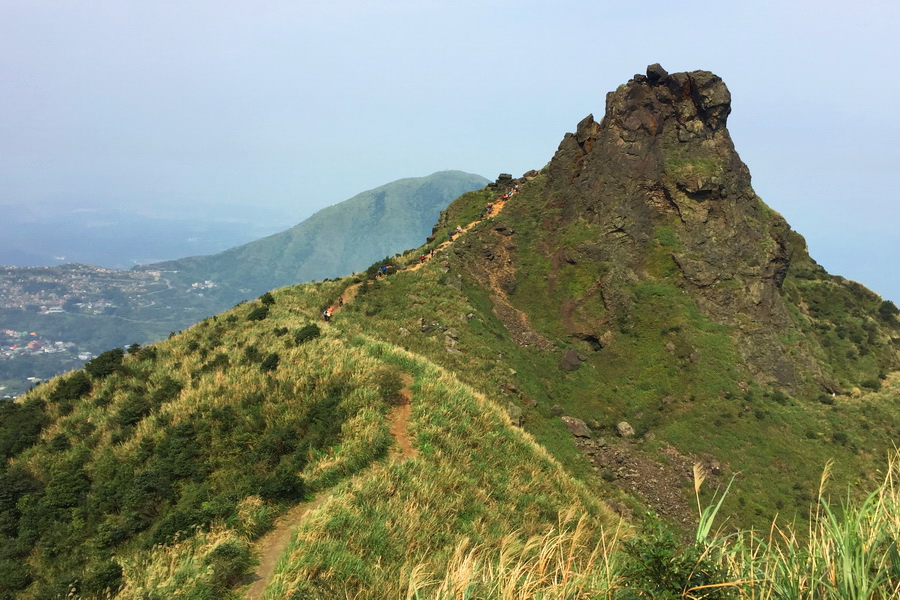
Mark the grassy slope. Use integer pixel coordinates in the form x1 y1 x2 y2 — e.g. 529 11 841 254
0 271 619 599
3 176 899 598
336 178 900 534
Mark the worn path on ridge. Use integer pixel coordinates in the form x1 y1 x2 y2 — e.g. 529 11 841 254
243 368 417 600
244 188 517 598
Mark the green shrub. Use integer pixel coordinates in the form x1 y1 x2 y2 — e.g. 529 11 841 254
205 540 254 592
246 305 269 321
243 345 262 363
136 345 158 361
48 371 92 404
877 299 898 320
85 348 125 380
151 376 183 405
81 560 124 596
49 433 70 453
375 368 406 406
860 378 882 391
114 394 152 428
619 521 735 599
260 353 280 373
259 291 276 306
294 323 322 345
258 464 305 502
0 399 48 461
0 558 32 594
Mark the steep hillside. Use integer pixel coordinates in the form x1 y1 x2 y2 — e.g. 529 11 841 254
2 68 899 599
0 282 620 599
139 171 489 304
0 171 487 398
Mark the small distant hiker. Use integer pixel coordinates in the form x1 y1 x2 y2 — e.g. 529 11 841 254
420 255 427 263
456 225 463 234
323 308 332 322
338 295 344 306
429 248 435 258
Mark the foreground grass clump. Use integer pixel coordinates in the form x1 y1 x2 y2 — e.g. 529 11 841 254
721 454 900 600
406 452 899 600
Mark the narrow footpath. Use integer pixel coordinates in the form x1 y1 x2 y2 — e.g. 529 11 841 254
243 371 418 600
408 191 514 272
243 185 518 598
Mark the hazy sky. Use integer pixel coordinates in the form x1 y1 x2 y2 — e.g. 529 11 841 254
1 1 898 299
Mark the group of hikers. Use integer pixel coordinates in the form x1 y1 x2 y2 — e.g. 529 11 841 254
481 184 519 219
322 295 343 322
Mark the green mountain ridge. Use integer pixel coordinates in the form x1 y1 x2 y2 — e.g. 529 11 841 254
0 171 487 397
138 170 490 302
1 67 898 599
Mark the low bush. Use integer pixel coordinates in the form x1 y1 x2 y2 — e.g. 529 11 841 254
246 305 269 321
294 323 321 345
85 348 125 380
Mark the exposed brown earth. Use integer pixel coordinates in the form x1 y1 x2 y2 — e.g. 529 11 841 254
243 493 329 600
243 371 418 599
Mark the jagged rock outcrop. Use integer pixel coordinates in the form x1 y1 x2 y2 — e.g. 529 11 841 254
542 65 824 387
447 65 896 391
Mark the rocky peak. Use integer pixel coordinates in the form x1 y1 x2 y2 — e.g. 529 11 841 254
609 64 731 137
541 66 818 387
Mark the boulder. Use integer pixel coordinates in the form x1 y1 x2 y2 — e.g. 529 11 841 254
616 421 635 437
646 63 669 85
561 416 592 438
559 349 582 371
494 223 515 236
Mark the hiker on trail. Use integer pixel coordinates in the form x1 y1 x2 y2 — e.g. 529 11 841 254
514 184 519 193
456 225 463 234
323 308 331 322
420 255 427 263
338 296 344 306
430 248 435 258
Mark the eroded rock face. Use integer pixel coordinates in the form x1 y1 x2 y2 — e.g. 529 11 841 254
543 65 815 387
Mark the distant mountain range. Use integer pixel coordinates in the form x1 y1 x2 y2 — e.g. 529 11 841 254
0 170 488 396
137 170 490 303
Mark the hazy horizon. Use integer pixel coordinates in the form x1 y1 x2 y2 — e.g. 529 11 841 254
2 1 898 299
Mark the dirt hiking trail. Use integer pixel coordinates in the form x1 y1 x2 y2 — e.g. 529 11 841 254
243 493 329 600
407 192 514 272
243 372 417 599
244 188 518 597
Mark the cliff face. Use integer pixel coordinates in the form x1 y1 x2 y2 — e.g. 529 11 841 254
537 65 828 387
439 66 897 393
